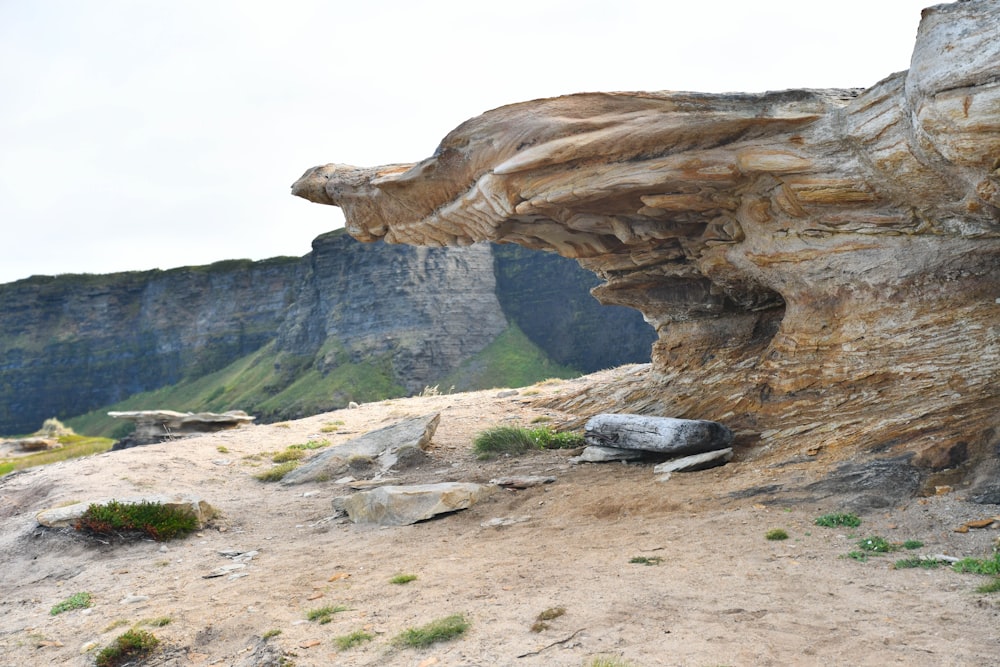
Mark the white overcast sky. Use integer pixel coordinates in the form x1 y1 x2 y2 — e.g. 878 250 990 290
0 0 936 284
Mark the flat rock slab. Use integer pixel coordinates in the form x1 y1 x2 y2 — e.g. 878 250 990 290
36 494 216 529
110 410 255 448
490 476 556 489
337 482 492 526
570 446 645 463
281 413 439 485
653 447 733 473
584 413 733 455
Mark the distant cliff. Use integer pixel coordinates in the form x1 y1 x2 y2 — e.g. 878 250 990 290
0 232 654 435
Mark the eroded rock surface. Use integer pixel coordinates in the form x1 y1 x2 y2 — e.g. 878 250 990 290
294 1 1000 491
109 410 255 449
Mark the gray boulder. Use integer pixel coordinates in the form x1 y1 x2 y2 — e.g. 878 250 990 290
336 482 491 526
584 413 733 455
281 413 439 485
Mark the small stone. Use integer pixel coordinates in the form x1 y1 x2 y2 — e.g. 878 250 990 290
120 594 149 604
495 390 518 398
481 516 532 528
328 572 350 582
570 445 644 463
935 485 953 495
80 641 99 654
299 640 322 649
307 592 323 600
965 518 996 529
490 476 556 489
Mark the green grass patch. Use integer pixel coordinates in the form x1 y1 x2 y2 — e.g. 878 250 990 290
392 614 469 648
75 500 198 541
952 553 1000 575
306 604 348 624
902 540 924 550
389 574 417 585
50 591 92 615
95 629 159 667
141 616 171 627
436 323 579 392
0 435 115 478
254 461 299 482
262 629 282 640
335 629 374 650
629 556 663 566
847 551 870 562
815 513 862 528
766 529 789 541
894 556 942 569
472 425 584 459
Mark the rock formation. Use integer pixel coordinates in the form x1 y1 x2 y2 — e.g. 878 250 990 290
108 409 255 449
293 1 1000 494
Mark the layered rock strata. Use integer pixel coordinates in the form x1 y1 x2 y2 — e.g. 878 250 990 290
293 1 1000 489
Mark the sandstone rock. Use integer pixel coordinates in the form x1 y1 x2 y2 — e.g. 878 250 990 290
280 413 439 485
490 475 556 489
337 482 491 526
293 0 1000 490
653 448 733 473
11 437 58 452
109 410 254 449
570 445 644 463
584 413 733 455
36 494 216 529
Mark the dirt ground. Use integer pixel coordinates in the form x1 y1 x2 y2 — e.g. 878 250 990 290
1 368 999 667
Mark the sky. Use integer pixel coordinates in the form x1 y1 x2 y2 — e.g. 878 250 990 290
0 0 937 284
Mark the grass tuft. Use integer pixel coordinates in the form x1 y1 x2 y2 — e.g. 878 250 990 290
50 591 93 615
472 425 584 459
765 529 789 541
952 553 1000 576
392 614 469 648
587 657 639 667
894 557 942 569
75 500 198 541
306 605 348 624
902 540 924 550
976 577 1000 594
335 630 374 650
629 556 663 566
857 536 896 553
262 629 282 640
254 461 299 482
815 513 862 528
272 448 306 463
389 574 417 585
95 629 159 667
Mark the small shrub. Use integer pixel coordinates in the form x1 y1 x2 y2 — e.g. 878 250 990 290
392 614 469 648
857 536 895 553
95 629 159 667
629 556 663 566
815 513 862 528
306 605 348 624
389 574 417 585
335 630 374 650
272 448 306 463
50 591 92 615
894 557 942 569
766 529 789 541
216 446 229 454
75 500 197 541
254 461 299 482
976 577 1000 594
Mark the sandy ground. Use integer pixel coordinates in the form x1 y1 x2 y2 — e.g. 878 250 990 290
1 368 999 667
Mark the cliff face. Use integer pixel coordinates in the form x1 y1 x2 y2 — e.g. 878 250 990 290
0 234 654 435
0 259 303 434
291 1 1000 495
274 231 508 394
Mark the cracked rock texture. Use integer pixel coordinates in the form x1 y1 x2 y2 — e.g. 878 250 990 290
293 1 1000 494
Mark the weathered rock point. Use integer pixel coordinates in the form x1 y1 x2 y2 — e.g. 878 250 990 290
293 1 1000 493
